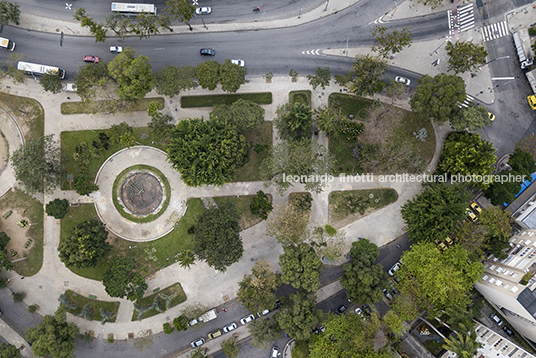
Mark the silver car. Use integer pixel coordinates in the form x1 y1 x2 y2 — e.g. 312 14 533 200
240 314 255 325
190 338 205 348
109 46 123 53
231 59 245 67
223 322 237 333
195 7 211 15
395 76 411 86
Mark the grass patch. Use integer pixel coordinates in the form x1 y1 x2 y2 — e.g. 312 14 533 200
60 127 166 190
63 199 204 281
422 337 444 356
233 121 272 182
289 90 311 107
213 194 271 230
132 283 187 321
181 92 272 108
328 93 435 175
0 188 43 276
0 92 44 140
60 97 164 115
329 189 398 221
112 165 170 223
64 289 120 323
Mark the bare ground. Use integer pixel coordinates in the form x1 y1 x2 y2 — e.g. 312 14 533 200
0 209 34 260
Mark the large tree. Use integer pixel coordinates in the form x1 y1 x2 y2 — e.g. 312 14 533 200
230 99 265 132
398 243 484 309
195 60 220 90
307 67 331 90
11 135 63 194
480 207 514 259
45 198 70 219
371 26 413 59
107 47 155 99
442 326 482 358
25 306 79 358
450 105 491 131
446 40 488 76
193 201 243 272
165 0 195 30
102 257 147 301
220 59 246 93
267 202 310 246
276 293 319 340
0 232 13 271
484 174 524 206
314 105 346 137
261 139 333 195
346 54 387 96
74 62 111 101
0 343 20 358
438 131 496 188
410 73 466 123
237 259 281 314
39 71 62 94
0 1 20 25
58 219 111 269
280 243 323 293
508 148 536 177
154 65 197 97
167 117 248 186
273 102 313 142
248 317 282 348
401 182 471 244
341 239 387 304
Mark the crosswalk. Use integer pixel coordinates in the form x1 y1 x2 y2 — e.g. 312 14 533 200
448 3 475 35
480 21 508 42
458 94 475 108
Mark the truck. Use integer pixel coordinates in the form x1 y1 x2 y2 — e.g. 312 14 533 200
198 308 217 322
513 31 534 69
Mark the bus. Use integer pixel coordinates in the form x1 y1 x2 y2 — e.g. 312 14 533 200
0 37 15 51
17 61 66 79
111 2 157 15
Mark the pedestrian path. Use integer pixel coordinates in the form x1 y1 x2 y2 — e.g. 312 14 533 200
458 94 475 108
448 3 475 35
481 21 509 42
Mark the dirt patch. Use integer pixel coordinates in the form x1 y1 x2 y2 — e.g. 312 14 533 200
0 210 34 260
328 207 376 230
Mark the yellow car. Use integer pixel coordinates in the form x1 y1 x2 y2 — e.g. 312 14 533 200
435 240 447 251
488 112 496 121
466 208 477 221
470 202 482 214
445 237 454 246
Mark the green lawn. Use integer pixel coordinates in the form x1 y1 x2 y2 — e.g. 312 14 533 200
181 92 272 108
64 290 120 323
60 127 166 190
0 188 43 276
213 194 270 230
289 90 311 107
60 98 164 115
329 93 373 119
329 189 398 221
0 92 44 140
132 283 187 321
62 199 205 280
233 121 272 182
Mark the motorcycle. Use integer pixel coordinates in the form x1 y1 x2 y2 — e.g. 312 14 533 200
253 6 260 11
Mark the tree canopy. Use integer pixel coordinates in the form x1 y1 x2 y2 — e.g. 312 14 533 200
58 219 111 269
438 131 496 188
11 135 63 194
480 207 514 259
195 61 220 90
276 293 319 340
280 243 323 293
398 242 484 309
250 190 273 220
0 232 13 271
107 47 155 99
341 239 387 304
346 54 387 96
274 102 313 142
371 26 413 59
46 198 70 219
39 71 62 94
237 259 281 313
25 306 79 358
75 62 110 101
247 317 282 348
508 148 536 176
102 257 147 301
154 65 197 97
219 59 247 93
410 73 466 123
165 0 195 29
167 117 248 186
267 201 310 245
193 201 243 272
401 182 471 244
307 67 331 90
0 343 20 358
0 1 20 26
450 105 491 131
446 40 488 76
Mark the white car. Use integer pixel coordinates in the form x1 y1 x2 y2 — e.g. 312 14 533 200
188 318 198 327
394 76 411 86
240 314 255 325
388 262 401 276
354 307 363 316
271 346 279 357
190 338 205 348
257 309 269 317
231 59 245 67
223 322 237 333
195 7 211 15
109 46 123 53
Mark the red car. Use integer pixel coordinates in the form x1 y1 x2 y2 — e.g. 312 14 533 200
83 55 99 63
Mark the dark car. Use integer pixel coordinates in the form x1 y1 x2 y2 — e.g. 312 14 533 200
389 281 399 295
274 300 282 309
83 55 99 63
363 305 371 315
200 48 215 56
336 304 347 314
503 326 515 337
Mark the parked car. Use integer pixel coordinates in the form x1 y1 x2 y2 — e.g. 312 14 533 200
240 314 255 325
389 281 399 295
274 300 282 309
223 322 237 333
207 329 222 339
109 46 123 53
231 59 245 67
336 304 347 314
271 346 279 357
355 307 364 319
470 202 482 213
382 289 393 300
190 338 205 348
188 318 198 327
490 313 503 326
488 112 496 121
200 48 215 56
445 236 454 246
257 309 270 317
466 208 477 221
363 305 371 315
83 55 99 63
393 274 401 283
395 76 411 86
503 326 515 337
195 7 212 15
312 327 320 334
435 240 447 251
388 262 401 276
319 325 325 332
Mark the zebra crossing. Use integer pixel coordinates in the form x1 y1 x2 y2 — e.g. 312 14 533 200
480 21 508 42
458 94 475 108
448 3 475 35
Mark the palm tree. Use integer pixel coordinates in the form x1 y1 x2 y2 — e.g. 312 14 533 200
177 250 196 269
442 324 482 358
314 105 342 137
445 305 475 333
